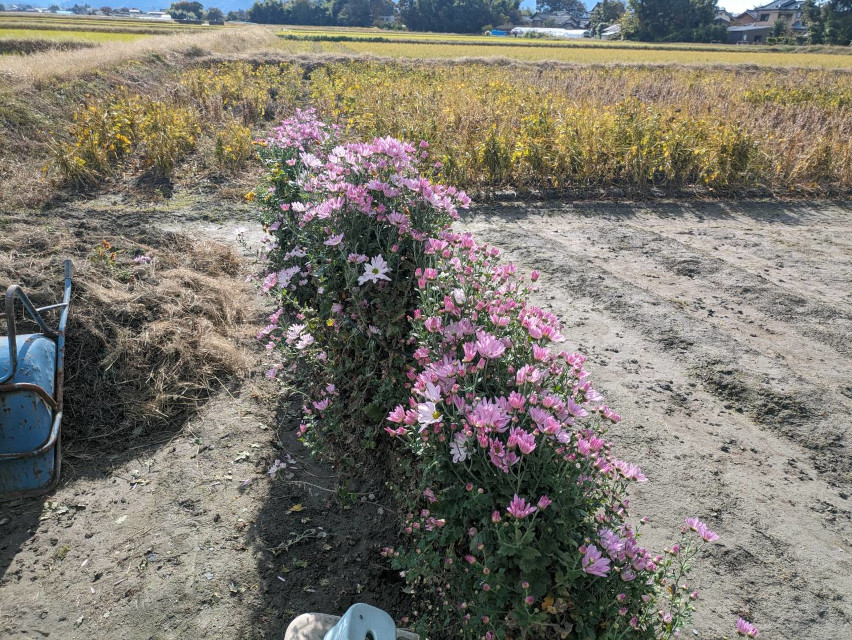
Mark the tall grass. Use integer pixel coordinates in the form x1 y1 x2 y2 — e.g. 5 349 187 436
5 52 852 203
49 62 303 186
309 62 852 193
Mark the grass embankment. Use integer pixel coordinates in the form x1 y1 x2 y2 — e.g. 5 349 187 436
0 37 97 54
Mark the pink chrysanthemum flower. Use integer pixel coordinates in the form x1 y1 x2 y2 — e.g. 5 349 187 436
736 618 758 637
475 331 506 359
581 544 611 577
506 494 537 519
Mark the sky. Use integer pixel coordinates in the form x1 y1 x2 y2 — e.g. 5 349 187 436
519 0 760 15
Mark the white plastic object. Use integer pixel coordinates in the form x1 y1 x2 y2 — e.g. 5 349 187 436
322 603 397 640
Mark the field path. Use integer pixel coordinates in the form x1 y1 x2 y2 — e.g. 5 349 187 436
458 200 852 640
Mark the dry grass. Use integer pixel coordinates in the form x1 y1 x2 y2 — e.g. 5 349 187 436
0 217 255 444
0 25 276 86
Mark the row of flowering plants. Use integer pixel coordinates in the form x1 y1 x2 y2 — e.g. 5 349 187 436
251 110 755 639
383 233 724 639
251 108 469 461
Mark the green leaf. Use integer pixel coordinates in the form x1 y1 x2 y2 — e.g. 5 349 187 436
363 402 385 422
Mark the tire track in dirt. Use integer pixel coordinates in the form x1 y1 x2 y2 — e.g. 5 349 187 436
584 221 852 359
458 202 852 639
461 208 850 482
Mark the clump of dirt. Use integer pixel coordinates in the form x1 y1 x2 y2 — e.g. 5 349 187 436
0 220 254 447
699 362 813 428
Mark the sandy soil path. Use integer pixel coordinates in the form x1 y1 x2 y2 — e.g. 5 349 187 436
457 200 852 640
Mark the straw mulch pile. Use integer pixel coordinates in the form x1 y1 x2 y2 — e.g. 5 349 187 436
0 219 255 446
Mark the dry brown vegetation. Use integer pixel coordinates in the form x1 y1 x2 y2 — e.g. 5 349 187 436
3 54 851 210
0 213 255 445
0 24 275 84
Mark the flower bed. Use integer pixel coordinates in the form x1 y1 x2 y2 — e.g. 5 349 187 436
252 111 756 639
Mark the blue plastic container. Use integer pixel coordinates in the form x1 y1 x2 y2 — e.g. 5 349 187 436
0 334 60 497
0 261 71 501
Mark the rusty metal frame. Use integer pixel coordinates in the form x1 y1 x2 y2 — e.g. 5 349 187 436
0 260 71 501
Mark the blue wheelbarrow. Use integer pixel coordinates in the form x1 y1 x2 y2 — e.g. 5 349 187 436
0 261 72 501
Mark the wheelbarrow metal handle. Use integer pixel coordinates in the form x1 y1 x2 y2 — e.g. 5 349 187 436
0 411 62 461
1 260 72 387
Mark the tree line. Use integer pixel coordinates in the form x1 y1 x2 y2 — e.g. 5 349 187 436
802 0 852 45
58 0 847 46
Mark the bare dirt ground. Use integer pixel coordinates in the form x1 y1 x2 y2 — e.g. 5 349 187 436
1 196 849 640
458 199 852 640
0 195 404 639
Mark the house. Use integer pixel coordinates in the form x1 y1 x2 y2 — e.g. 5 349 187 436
728 0 807 41
727 24 774 43
600 23 621 40
142 10 173 20
511 27 590 39
732 1 805 30
530 11 582 30
732 10 759 25
714 9 734 25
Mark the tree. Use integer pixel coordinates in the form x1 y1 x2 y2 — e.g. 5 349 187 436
800 0 852 45
400 0 519 33
0 3 6 10
100 5 113 14
772 14 790 36
49 4 61 11
226 8 248 20
623 0 718 42
248 0 331 25
337 0 372 25
535 0 585 14
589 0 625 32
167 1 204 20
802 0 824 43
248 0 287 22
370 0 393 21
206 6 224 21
823 0 852 45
